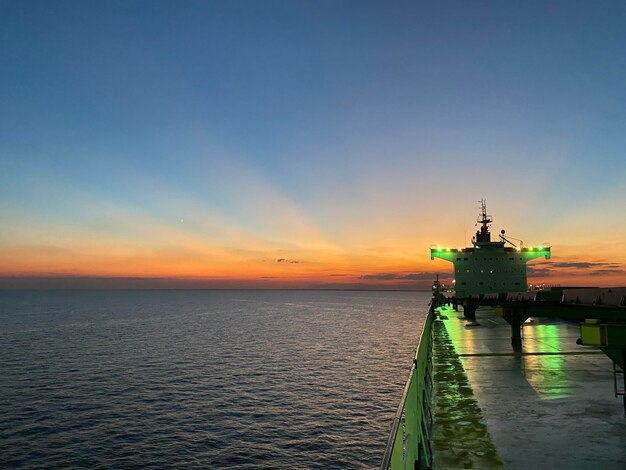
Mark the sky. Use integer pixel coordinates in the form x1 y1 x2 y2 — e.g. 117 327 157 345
1 0 626 289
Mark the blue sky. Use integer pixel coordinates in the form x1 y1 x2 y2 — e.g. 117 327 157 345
1 1 626 287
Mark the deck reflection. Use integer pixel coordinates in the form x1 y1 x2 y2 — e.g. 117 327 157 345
435 306 626 469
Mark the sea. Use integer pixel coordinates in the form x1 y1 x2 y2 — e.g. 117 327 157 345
0 290 430 469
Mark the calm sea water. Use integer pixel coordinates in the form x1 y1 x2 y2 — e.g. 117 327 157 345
0 290 429 469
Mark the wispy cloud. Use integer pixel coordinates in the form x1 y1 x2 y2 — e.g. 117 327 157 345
529 261 626 278
360 271 449 281
277 258 301 264
548 261 622 269
527 267 553 278
589 269 626 276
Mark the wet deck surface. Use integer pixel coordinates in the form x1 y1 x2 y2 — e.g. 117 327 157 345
433 305 626 469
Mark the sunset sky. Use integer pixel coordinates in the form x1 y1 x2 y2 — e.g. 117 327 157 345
1 1 626 289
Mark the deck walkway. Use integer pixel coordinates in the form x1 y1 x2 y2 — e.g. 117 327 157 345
432 305 626 469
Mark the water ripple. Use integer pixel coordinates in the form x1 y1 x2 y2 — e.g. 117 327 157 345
0 290 428 469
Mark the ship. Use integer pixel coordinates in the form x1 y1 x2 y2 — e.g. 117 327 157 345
430 199 550 299
381 200 626 470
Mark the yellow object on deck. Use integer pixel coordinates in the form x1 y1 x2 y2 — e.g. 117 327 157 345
580 321 607 347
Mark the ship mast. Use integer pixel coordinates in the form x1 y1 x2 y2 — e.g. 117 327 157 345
474 199 493 245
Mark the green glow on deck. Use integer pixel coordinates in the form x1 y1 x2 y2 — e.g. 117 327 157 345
432 313 503 469
522 324 572 399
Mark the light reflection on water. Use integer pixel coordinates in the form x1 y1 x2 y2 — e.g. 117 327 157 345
0 290 429 469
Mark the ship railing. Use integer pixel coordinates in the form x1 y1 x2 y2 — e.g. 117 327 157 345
380 310 434 470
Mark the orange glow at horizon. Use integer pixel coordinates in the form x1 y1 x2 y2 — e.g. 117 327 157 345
2 158 626 289
3 234 626 288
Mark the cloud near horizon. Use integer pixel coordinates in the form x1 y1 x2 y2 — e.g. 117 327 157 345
528 261 626 279
360 272 450 281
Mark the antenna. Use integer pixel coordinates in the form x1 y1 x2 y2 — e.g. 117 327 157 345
474 199 493 244
477 199 492 226
499 229 524 248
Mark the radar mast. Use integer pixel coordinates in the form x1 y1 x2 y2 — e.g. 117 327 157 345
474 199 493 245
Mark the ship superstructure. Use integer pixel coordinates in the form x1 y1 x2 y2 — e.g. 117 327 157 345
430 200 551 297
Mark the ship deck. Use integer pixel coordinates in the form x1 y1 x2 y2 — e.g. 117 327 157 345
432 305 626 470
